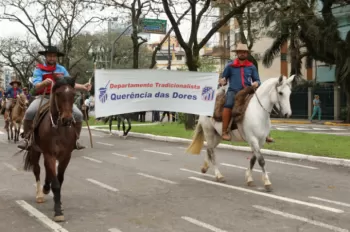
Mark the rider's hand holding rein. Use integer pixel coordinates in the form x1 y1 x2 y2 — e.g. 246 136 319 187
74 83 91 92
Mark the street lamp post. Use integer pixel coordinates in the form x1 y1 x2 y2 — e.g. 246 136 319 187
110 24 132 69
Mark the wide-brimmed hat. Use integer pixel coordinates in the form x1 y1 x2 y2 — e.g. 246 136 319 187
231 43 250 52
38 45 65 57
9 78 21 86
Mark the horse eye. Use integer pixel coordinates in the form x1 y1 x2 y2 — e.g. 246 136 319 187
279 92 283 96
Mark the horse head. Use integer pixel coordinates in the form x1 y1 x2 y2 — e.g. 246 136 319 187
51 76 76 126
272 75 295 118
17 93 29 108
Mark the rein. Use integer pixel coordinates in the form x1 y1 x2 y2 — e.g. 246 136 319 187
252 85 282 116
82 91 93 148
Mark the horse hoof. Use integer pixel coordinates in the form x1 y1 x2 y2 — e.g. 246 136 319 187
53 215 65 222
264 184 273 192
42 189 50 195
201 167 208 173
36 197 45 203
216 176 225 182
247 181 255 187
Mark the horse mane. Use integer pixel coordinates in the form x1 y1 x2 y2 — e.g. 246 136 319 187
52 77 76 92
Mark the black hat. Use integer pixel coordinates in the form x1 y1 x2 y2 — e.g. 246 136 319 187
10 78 22 86
38 45 65 57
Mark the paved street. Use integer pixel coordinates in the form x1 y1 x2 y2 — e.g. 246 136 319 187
0 119 350 232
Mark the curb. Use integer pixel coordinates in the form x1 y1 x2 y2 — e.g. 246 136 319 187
86 127 350 168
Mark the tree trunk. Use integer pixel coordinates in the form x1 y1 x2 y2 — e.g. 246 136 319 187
133 43 139 69
346 91 350 123
183 50 199 130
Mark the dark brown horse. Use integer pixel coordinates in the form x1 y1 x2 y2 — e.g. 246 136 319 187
22 76 77 222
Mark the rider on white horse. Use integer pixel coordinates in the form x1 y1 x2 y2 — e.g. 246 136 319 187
219 43 274 143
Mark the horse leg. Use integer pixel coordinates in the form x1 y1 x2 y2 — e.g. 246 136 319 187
45 155 64 222
202 127 224 182
109 116 113 135
122 120 126 136
258 153 272 192
125 118 131 136
42 158 53 195
245 155 256 187
32 152 45 203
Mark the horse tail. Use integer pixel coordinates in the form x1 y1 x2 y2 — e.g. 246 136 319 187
23 151 34 171
186 122 205 155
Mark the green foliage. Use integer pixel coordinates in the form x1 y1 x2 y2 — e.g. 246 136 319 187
198 56 218 72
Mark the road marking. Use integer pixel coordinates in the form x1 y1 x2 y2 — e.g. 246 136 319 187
253 205 348 232
3 162 17 171
32 184 53 197
296 127 310 130
220 163 270 174
82 156 102 163
143 149 172 156
275 127 291 130
331 128 347 131
189 177 343 213
0 131 4 135
16 200 69 232
308 196 350 208
96 142 114 146
86 178 118 192
112 153 137 160
181 216 227 232
264 159 318 170
313 127 329 130
137 172 177 184
92 133 103 137
180 168 216 178
108 228 122 232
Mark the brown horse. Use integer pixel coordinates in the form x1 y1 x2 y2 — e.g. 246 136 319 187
21 76 77 222
8 93 28 142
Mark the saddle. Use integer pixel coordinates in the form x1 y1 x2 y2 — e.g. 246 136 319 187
34 101 50 130
212 86 256 129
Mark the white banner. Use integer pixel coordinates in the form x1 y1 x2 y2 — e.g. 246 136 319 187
94 69 218 118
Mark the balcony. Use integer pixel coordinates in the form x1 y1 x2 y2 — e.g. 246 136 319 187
212 21 230 34
211 0 231 8
212 46 230 59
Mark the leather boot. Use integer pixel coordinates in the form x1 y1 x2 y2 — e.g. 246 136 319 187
17 120 33 150
266 136 275 143
222 108 232 141
74 122 86 150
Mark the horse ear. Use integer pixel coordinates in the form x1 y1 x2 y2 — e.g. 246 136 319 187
277 75 284 85
287 75 295 84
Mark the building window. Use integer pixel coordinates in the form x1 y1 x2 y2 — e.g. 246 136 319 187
176 55 182 60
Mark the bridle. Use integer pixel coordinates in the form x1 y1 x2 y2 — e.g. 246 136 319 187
253 81 286 117
49 81 76 128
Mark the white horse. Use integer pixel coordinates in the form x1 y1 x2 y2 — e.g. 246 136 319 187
186 75 295 191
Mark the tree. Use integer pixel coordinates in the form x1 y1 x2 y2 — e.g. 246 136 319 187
261 0 350 121
87 0 158 69
162 0 268 129
0 0 106 70
149 7 191 69
0 38 40 86
260 0 312 77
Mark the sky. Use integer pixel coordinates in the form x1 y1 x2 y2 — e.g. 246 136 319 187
0 2 220 46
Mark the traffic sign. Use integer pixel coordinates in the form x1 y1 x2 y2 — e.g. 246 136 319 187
139 18 167 34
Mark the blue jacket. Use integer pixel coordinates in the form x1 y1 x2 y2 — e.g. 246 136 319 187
222 59 261 92
5 87 22 98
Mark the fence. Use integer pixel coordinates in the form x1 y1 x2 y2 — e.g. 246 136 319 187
283 85 347 120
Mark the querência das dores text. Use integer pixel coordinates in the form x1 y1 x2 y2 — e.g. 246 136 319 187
107 82 203 101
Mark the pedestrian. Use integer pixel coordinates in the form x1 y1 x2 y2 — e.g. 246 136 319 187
310 94 321 122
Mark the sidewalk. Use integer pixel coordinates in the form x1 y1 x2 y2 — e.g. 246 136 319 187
271 118 350 126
